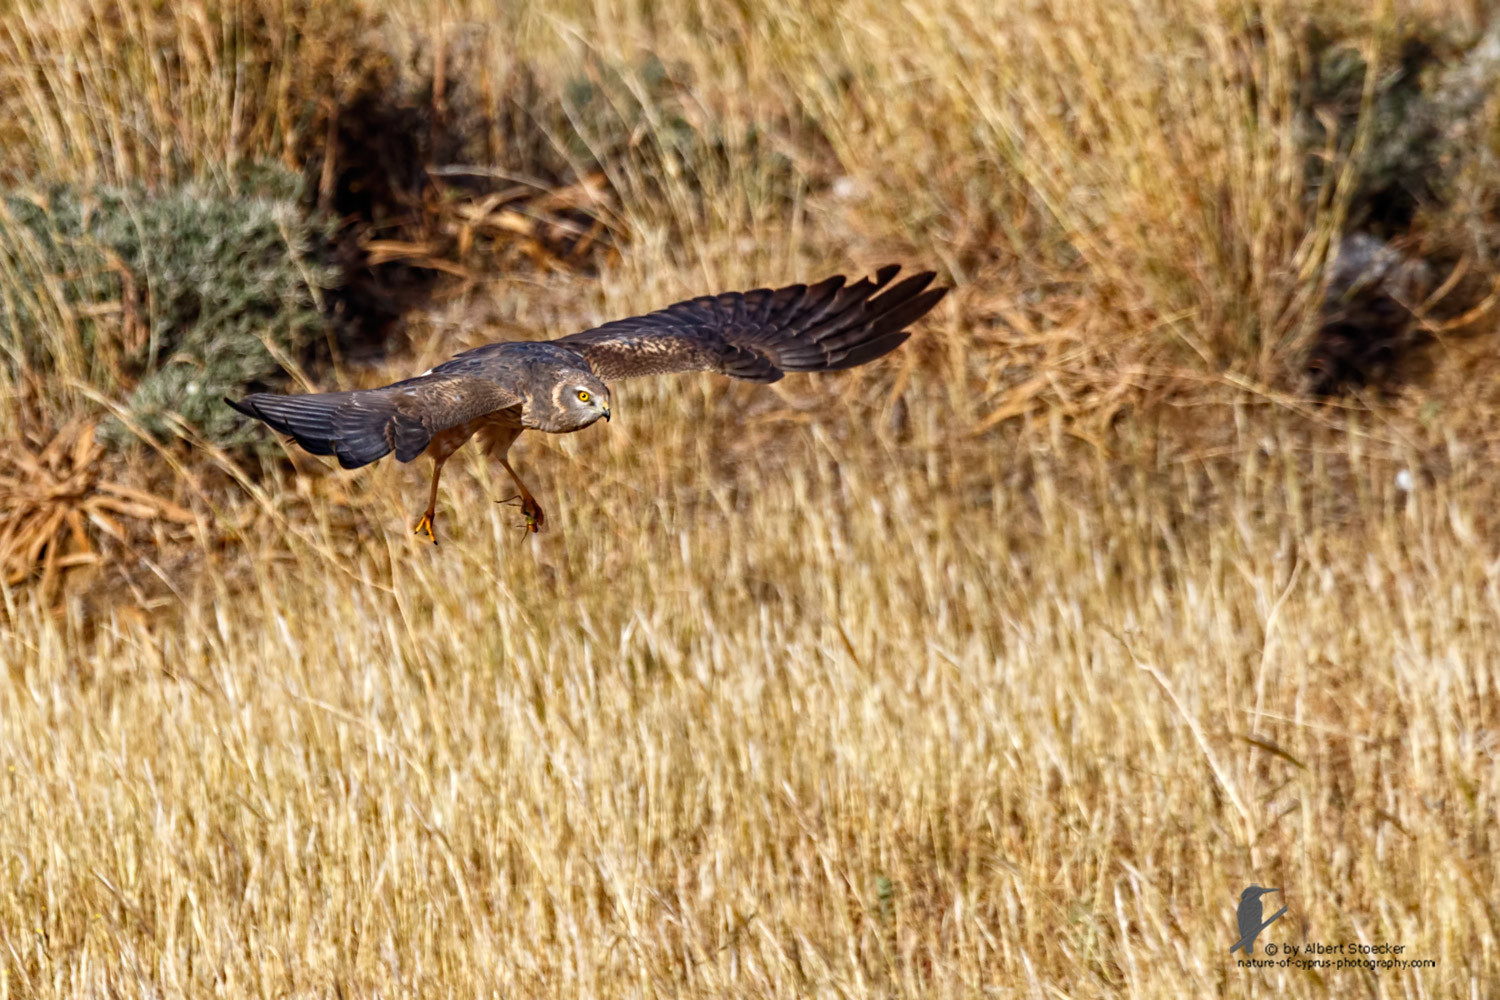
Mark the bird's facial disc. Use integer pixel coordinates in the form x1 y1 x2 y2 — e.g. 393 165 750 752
571 380 611 424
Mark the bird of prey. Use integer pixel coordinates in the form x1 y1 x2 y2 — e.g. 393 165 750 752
227 265 946 543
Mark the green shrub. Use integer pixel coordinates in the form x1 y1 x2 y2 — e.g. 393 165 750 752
0 168 335 445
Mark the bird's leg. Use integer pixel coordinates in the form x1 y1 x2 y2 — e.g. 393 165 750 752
497 456 545 533
414 455 447 545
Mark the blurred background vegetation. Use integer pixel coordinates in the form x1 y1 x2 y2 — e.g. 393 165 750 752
1 0 1499 995
1 1 1496 442
3 0 1498 423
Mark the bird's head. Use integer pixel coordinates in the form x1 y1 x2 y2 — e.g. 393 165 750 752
1241 886 1279 901
525 367 611 432
565 374 612 426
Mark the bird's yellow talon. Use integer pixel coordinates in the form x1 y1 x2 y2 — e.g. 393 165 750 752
413 512 438 545
522 498 545 533
498 493 545 533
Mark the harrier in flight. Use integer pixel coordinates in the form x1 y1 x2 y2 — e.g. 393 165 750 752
228 265 946 543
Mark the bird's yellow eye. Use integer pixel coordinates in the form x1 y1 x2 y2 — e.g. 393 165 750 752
577 390 591 403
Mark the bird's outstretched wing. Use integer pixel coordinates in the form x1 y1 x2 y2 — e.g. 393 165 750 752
548 265 946 383
227 375 520 469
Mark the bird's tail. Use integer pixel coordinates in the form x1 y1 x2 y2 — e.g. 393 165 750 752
226 389 431 469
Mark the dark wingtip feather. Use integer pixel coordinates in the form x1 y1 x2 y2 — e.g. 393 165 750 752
870 286 948 337
869 271 937 307
833 331 911 370
768 266 946 373
225 396 256 418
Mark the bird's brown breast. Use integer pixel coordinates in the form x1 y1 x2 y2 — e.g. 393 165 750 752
423 409 523 462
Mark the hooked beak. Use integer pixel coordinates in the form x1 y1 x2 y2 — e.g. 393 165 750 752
602 401 611 422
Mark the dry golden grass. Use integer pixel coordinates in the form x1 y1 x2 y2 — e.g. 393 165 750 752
5 376 1498 996
2 0 1499 996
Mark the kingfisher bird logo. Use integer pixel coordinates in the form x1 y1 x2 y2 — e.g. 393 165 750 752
1229 885 1287 955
